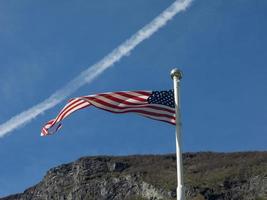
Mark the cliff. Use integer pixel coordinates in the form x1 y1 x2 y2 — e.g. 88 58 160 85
1 152 267 200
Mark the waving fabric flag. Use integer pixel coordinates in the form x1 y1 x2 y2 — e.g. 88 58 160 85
41 90 175 136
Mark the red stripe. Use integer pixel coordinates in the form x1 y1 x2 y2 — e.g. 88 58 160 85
58 101 90 122
92 94 146 104
112 92 149 102
42 128 48 135
90 104 175 123
46 119 54 125
43 102 90 134
53 98 82 124
139 114 176 125
43 99 90 133
57 100 86 121
87 97 175 120
85 95 175 114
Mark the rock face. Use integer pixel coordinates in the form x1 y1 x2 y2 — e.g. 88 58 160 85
1 152 267 200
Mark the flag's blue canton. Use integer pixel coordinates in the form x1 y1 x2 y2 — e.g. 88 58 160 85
147 90 175 108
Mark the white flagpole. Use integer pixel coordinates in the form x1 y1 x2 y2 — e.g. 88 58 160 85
171 68 185 200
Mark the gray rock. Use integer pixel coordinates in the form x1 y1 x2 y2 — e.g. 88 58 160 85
1 152 267 200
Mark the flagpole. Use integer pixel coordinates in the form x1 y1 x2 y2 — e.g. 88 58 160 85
171 68 185 200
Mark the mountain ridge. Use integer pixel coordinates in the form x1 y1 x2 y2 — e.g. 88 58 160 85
1 152 267 200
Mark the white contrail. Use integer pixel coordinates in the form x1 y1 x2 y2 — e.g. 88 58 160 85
0 0 193 137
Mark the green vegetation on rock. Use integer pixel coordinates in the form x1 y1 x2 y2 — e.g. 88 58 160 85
1 152 266 200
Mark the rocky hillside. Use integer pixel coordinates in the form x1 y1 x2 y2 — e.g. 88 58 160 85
1 152 267 200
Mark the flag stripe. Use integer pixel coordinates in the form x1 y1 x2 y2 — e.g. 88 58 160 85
138 113 176 125
51 99 84 126
41 90 176 136
54 98 83 123
107 91 149 102
86 97 175 121
85 95 175 114
58 100 90 122
87 100 175 123
90 93 147 105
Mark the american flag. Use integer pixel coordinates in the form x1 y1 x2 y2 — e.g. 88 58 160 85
41 90 176 136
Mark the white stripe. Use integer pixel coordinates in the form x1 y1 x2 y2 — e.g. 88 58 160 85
58 101 90 122
125 91 150 98
87 99 175 119
92 95 145 105
54 99 86 123
55 99 82 120
111 93 149 103
139 113 176 124
42 128 48 134
88 92 149 101
98 93 148 104
90 100 175 123
88 95 175 114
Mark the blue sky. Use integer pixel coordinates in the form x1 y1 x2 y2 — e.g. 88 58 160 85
0 0 267 197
